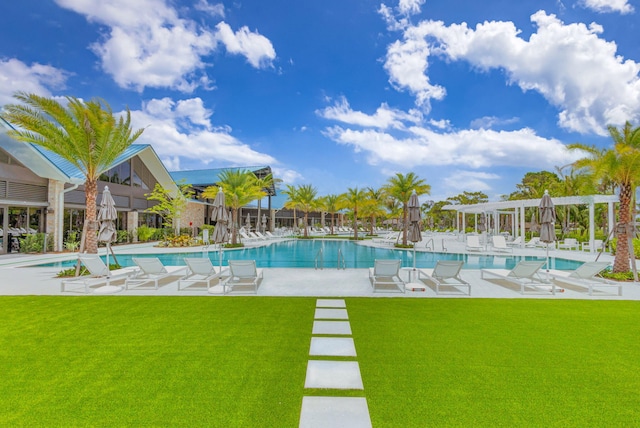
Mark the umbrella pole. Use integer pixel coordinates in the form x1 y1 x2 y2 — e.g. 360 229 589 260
412 245 417 282
545 244 550 280
106 243 110 277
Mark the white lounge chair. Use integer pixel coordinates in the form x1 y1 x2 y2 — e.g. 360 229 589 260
465 235 484 252
61 254 133 293
507 236 523 247
369 259 405 293
524 237 541 248
581 239 605 253
178 258 226 291
418 260 470 295
373 232 399 245
481 260 557 295
491 235 513 253
548 262 621 296
556 238 579 251
239 230 259 243
224 260 263 294
126 257 182 290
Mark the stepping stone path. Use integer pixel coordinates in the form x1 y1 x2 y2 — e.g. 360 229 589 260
299 299 372 428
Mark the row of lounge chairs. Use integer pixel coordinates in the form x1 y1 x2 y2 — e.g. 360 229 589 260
61 254 263 295
368 258 621 296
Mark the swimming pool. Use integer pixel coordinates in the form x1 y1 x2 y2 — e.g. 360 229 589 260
37 240 583 270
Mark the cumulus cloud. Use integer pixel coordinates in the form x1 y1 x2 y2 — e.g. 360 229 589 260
325 125 578 169
126 97 277 168
382 9 640 134
316 97 422 129
195 0 225 18
54 0 275 91
470 116 519 129
214 22 276 68
443 170 501 192
580 0 634 14
0 59 70 106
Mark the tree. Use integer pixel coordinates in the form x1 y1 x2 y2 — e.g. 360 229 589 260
254 173 280 232
362 187 388 236
569 121 640 273
343 187 367 240
321 194 345 235
382 172 431 245
202 169 266 245
281 185 300 231
446 191 489 230
145 181 194 233
2 92 143 253
509 171 561 200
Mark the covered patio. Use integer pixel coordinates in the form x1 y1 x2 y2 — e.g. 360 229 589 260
443 194 619 252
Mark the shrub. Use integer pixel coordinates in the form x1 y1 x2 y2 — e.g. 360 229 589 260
116 230 130 244
609 238 640 258
137 225 156 242
19 233 48 253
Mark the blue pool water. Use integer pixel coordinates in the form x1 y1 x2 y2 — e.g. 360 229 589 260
37 240 583 270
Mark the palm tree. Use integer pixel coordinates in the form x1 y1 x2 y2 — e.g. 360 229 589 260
293 185 320 237
281 185 300 232
254 173 280 232
321 194 345 235
343 187 366 240
569 122 640 273
362 187 387 236
2 92 143 253
202 169 266 245
382 172 431 245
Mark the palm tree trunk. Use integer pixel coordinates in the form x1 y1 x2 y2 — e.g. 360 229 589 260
614 183 632 272
84 178 98 254
304 212 309 237
231 208 238 245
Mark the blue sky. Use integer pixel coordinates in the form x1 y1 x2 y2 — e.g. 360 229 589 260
1 0 639 203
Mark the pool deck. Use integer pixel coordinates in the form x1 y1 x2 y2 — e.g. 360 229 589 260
1 233 639 300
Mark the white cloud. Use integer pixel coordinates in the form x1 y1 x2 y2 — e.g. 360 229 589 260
383 10 640 134
470 116 519 129
398 0 426 16
316 97 422 129
443 170 501 192
126 97 277 167
324 125 578 169
194 0 225 18
214 22 276 68
580 0 634 14
0 59 70 106
272 167 304 185
54 0 275 91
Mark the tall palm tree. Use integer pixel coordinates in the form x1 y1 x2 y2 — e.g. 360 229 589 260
202 169 266 245
382 172 431 245
282 185 300 232
254 173 280 232
293 184 320 237
321 194 345 235
343 187 366 240
2 92 143 253
569 121 640 273
362 187 387 236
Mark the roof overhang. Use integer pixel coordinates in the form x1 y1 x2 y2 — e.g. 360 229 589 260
443 194 619 214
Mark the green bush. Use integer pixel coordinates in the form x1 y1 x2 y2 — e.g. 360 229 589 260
116 230 130 244
19 233 50 253
137 225 156 242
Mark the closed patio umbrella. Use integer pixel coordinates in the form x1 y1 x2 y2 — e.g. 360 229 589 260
211 187 229 268
261 214 267 233
96 186 121 293
407 190 422 276
539 190 557 278
245 212 251 231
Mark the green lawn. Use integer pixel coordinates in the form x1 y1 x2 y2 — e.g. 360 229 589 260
1 297 639 427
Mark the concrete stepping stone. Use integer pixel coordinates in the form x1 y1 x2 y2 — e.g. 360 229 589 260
314 308 348 320
316 299 346 308
299 396 372 428
304 360 363 389
309 337 357 357
312 320 352 335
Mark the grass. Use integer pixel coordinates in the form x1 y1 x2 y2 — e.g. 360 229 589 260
1 297 639 426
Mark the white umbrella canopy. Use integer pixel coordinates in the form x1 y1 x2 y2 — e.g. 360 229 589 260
539 190 557 277
245 212 251 231
210 187 229 268
96 186 119 289
407 190 422 272
261 214 267 233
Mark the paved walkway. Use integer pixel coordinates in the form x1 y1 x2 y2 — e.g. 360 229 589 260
299 299 372 427
1 234 639 299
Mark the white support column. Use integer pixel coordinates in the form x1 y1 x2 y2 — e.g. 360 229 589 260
608 201 615 238
520 203 526 245
588 200 595 252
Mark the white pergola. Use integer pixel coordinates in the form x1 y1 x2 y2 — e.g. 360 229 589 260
443 194 619 252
